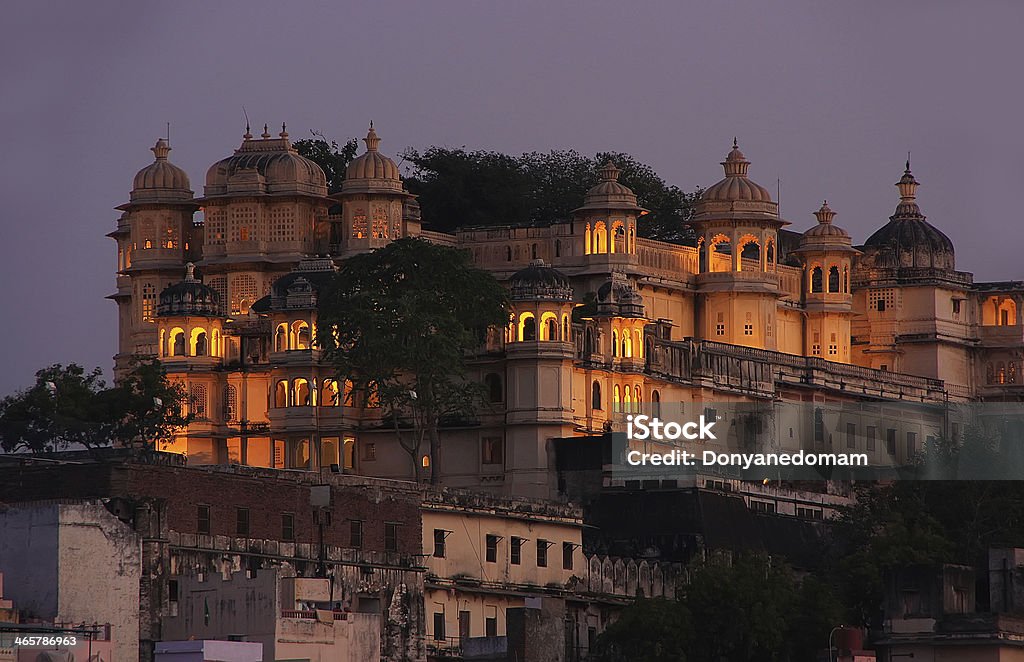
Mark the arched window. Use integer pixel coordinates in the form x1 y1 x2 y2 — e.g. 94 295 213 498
613 225 625 253
212 330 220 357
623 386 632 413
810 266 823 293
546 318 558 341
275 324 288 352
171 329 186 357
555 239 561 258
531 243 538 260
828 266 840 293
291 321 311 350
634 329 643 358
612 330 618 357
1011 362 1018 384
194 331 208 357
321 379 340 407
584 224 592 256
613 385 622 413
223 385 238 421
651 390 661 418
520 314 537 341
585 328 595 355
623 333 632 358
634 385 641 409
592 381 602 410
294 379 311 406
562 314 570 342
766 241 775 268
485 373 503 403
506 246 512 262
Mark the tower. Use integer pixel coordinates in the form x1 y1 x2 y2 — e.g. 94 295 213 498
504 259 577 496
690 140 788 350
110 138 198 375
855 160 972 382
574 161 645 264
333 124 419 256
792 202 859 363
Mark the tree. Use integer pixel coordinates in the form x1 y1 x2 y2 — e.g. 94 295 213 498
317 237 510 482
401 147 700 244
0 359 191 455
293 131 359 193
592 553 844 662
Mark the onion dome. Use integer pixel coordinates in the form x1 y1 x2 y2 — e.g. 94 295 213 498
700 139 773 203
157 264 224 317
204 123 328 198
509 259 574 301
861 161 954 270
130 139 193 203
596 275 645 317
573 161 646 213
796 201 858 251
341 123 405 194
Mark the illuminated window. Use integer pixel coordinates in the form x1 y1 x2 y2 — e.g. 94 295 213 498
189 383 208 419
482 437 503 465
141 283 156 322
352 208 367 238
223 385 237 421
371 207 388 239
230 275 257 315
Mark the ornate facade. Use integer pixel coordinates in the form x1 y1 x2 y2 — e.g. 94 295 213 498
110 125 1023 499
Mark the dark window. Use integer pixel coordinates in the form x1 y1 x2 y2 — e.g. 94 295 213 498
592 381 602 410
952 299 961 315
537 539 548 567
433 529 447 558
511 536 523 565
385 522 399 552
877 298 886 312
562 542 574 570
866 426 876 451
906 432 917 458
485 616 498 637
482 437 503 465
651 390 661 418
886 428 897 455
811 266 823 293
197 505 211 535
350 520 363 549
828 266 840 292
486 534 498 563
522 317 536 341
846 423 856 449
281 513 295 541
236 508 250 536
433 612 446 641
814 408 824 443
168 579 179 602
484 373 503 403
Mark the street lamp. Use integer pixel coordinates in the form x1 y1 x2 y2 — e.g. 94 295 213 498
828 625 846 662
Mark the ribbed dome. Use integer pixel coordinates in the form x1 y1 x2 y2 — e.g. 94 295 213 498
700 140 774 203
157 264 224 317
861 163 955 270
509 259 573 301
574 161 645 213
341 124 405 194
130 139 193 203
802 201 851 241
204 124 328 198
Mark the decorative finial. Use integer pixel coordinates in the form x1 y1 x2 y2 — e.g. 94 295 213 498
261 124 271 139
906 151 911 173
897 158 919 202
151 138 171 161
733 137 739 149
722 139 750 176
597 160 620 182
814 200 835 224
364 123 381 152
243 121 252 140
279 122 289 139
185 262 196 282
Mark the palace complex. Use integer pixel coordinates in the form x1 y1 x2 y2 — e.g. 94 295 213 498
109 123 1021 500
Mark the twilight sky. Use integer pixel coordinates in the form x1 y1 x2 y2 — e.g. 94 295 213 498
1 1 1021 394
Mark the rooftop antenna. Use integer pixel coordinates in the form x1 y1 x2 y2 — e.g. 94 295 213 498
777 178 781 213
166 122 171 145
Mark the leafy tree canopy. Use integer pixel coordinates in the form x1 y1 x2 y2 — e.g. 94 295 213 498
592 553 843 662
293 131 359 194
401 147 700 244
0 359 191 455
316 237 510 482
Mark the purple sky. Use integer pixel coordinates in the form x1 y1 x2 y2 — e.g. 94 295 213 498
1 1 1021 395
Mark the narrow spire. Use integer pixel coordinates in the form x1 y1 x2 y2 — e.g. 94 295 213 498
261 124 271 139
279 122 289 140
243 121 252 141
